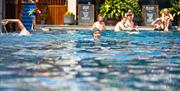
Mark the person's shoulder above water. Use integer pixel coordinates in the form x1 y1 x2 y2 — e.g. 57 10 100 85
115 17 127 31
91 16 106 31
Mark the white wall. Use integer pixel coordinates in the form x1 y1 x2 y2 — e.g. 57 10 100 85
68 0 77 20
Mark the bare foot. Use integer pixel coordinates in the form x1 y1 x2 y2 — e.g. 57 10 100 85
164 28 169 32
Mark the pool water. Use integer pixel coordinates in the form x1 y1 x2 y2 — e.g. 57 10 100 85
0 30 179 91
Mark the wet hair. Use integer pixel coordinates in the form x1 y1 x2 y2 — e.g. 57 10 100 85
93 30 101 38
92 27 100 31
93 30 100 34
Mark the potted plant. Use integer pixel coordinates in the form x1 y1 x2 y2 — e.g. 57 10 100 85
41 6 47 24
64 12 75 25
99 0 141 25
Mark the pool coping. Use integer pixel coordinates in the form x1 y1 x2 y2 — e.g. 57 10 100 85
36 25 180 31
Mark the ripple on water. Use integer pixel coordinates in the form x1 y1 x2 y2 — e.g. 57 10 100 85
0 30 179 91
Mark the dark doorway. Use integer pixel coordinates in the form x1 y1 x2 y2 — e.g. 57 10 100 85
0 0 5 33
5 0 17 32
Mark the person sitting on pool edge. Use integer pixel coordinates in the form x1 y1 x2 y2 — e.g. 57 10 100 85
161 8 173 32
151 18 164 31
124 10 134 28
1 19 31 36
124 9 138 31
115 17 127 31
91 16 106 31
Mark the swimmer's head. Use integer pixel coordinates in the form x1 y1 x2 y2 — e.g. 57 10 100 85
97 16 104 22
93 30 101 39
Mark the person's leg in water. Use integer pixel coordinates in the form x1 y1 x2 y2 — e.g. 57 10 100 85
1 19 31 36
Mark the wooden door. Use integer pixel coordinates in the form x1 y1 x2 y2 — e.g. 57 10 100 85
47 5 67 24
36 0 67 24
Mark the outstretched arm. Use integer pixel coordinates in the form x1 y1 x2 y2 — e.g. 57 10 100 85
1 19 30 35
1 19 26 30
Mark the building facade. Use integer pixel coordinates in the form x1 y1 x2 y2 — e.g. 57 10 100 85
3 0 179 26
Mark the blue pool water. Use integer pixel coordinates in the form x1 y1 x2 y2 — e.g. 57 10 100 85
0 30 179 91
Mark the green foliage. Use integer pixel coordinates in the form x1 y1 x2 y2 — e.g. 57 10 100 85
160 1 180 17
65 12 74 16
41 6 47 20
100 0 141 19
169 0 179 5
169 1 180 17
169 3 180 17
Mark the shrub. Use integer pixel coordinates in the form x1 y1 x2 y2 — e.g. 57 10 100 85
100 0 141 19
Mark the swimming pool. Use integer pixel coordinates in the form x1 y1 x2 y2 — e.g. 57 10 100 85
0 30 179 91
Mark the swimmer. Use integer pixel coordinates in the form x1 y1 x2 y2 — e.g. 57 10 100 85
124 9 134 28
91 16 106 31
1 19 31 36
124 9 138 31
115 17 126 31
93 30 101 39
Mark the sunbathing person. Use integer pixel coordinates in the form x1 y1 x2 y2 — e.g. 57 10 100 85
91 16 106 31
124 9 138 31
124 9 134 27
1 19 31 36
115 17 126 31
151 18 164 31
161 8 173 32
125 9 134 21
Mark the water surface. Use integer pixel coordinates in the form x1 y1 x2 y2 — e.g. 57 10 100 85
0 30 179 91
